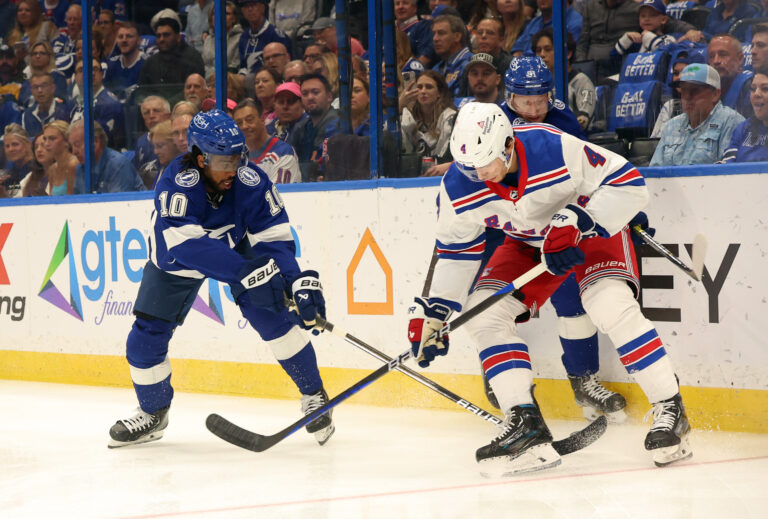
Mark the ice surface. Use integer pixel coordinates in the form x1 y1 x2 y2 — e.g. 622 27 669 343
1 380 767 519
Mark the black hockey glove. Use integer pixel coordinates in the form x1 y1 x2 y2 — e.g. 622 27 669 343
235 256 286 314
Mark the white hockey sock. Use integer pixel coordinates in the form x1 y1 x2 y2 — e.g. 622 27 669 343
489 368 535 411
629 355 679 403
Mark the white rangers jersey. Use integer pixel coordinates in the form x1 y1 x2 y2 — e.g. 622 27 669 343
429 123 648 310
249 136 302 184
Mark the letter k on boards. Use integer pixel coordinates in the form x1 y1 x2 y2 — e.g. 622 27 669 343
0 223 12 285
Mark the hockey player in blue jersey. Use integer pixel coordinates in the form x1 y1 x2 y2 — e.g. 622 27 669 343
478 53 627 422
108 110 333 448
408 102 691 474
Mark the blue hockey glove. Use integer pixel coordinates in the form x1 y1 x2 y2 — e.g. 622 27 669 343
407 297 453 368
543 204 598 276
629 211 656 247
236 256 286 314
290 271 326 334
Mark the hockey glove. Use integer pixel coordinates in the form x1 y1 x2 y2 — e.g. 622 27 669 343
407 297 453 368
543 204 598 276
290 271 326 335
237 256 286 314
629 211 656 247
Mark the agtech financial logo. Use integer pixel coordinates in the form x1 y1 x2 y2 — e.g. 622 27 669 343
39 217 301 326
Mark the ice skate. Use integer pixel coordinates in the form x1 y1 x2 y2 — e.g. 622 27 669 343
476 404 561 477
569 373 627 423
644 393 692 467
108 406 169 448
301 388 335 445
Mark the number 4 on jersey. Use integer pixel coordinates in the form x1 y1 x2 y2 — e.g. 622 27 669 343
584 146 606 168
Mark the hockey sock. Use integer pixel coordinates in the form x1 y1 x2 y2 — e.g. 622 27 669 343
133 374 174 414
558 314 599 376
126 317 175 413
618 330 679 403
480 343 534 411
278 343 323 395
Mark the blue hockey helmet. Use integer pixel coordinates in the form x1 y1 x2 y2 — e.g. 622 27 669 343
187 109 247 164
504 52 554 96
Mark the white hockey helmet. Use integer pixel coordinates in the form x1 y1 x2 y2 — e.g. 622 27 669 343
449 102 515 182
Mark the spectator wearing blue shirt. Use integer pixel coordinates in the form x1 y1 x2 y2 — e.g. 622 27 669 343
431 14 473 97
68 120 144 194
41 0 68 28
20 72 70 138
70 58 126 150
651 64 745 166
511 0 582 55
702 0 760 41
18 41 68 108
133 96 171 173
103 22 146 101
708 34 753 119
350 75 370 137
288 73 340 181
395 0 434 67
237 0 292 74
0 1 16 45
722 66 768 162
51 4 81 79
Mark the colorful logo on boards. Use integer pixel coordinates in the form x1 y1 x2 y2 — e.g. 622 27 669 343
38 221 84 321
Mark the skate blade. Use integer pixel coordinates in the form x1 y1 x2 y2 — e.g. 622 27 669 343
315 424 335 446
479 443 562 478
107 430 165 449
652 436 692 467
582 406 627 424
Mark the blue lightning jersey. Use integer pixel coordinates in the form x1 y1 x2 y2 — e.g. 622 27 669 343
104 54 146 100
148 155 300 286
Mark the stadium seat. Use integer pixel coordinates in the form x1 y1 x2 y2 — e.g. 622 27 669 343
730 17 768 43
588 132 630 158
588 81 616 134
680 6 712 31
628 138 660 167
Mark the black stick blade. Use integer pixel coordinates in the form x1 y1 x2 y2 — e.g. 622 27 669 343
552 415 607 456
206 414 272 452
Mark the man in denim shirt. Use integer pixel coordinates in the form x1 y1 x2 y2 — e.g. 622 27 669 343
651 64 744 166
69 120 145 193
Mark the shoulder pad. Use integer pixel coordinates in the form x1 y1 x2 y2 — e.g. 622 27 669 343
174 168 200 188
237 165 261 187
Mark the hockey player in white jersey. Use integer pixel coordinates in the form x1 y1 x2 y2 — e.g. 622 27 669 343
407 102 692 474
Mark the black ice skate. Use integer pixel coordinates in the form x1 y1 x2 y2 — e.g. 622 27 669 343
644 393 693 467
569 373 627 423
476 404 561 476
108 406 169 448
301 388 335 445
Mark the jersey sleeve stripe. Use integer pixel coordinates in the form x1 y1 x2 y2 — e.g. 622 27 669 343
161 224 206 251
452 188 496 208
436 234 485 251
602 163 646 187
246 222 292 245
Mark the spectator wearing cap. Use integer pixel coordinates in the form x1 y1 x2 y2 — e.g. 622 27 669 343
202 1 243 77
237 0 292 75
455 53 504 109
266 80 308 140
395 0 435 67
103 22 146 102
473 18 512 80
68 119 145 194
651 64 744 166
137 10 205 105
708 34 754 119
532 28 595 131
751 25 768 71
311 17 365 57
431 14 473 97
651 51 706 137
234 97 302 183
269 0 316 40
511 0 581 56
0 44 23 100
288 73 340 181
186 0 214 54
20 71 69 138
612 0 676 58
722 65 768 163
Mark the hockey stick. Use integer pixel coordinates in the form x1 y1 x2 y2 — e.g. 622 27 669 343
632 226 707 282
317 316 607 456
206 263 548 453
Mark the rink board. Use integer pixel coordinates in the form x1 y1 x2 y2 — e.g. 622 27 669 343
0 173 766 432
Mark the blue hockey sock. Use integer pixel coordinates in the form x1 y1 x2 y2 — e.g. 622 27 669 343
560 333 599 377
134 374 174 414
277 343 323 395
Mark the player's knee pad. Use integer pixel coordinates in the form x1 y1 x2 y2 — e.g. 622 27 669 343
126 317 175 385
557 313 597 340
463 288 528 350
266 325 309 361
581 279 652 346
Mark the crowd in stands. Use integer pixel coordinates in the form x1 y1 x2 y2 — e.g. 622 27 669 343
2 0 768 198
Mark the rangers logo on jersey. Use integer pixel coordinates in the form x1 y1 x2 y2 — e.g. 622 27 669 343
192 113 209 129
237 166 261 186
175 169 200 187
